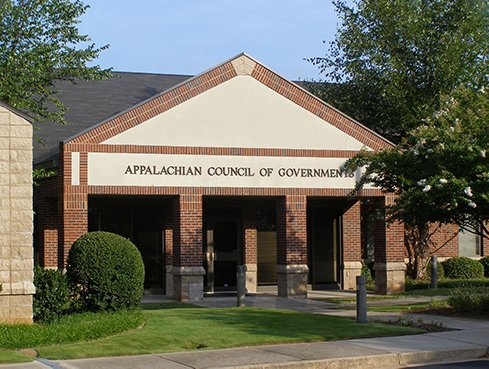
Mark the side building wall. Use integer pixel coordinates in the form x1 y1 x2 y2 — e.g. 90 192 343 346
0 105 35 324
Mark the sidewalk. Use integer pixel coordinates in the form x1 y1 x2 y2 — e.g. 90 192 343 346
2 293 488 369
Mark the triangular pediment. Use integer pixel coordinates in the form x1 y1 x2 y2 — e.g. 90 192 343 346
103 75 368 150
68 54 392 151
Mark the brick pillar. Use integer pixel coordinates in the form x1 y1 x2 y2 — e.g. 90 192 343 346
61 150 88 268
276 196 308 297
342 200 362 290
373 195 406 294
243 206 257 294
172 194 205 301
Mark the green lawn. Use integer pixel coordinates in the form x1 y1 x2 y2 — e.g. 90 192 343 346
0 303 423 362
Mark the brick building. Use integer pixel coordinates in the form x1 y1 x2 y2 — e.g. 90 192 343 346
33 54 480 300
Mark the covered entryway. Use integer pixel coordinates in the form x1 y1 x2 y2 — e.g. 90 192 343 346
307 207 342 289
88 196 169 292
204 215 242 293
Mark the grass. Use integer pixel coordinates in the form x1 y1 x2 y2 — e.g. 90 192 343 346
367 300 449 313
0 309 144 363
0 303 423 362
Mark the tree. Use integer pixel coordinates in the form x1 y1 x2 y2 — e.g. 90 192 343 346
0 0 110 125
345 86 489 278
308 0 489 141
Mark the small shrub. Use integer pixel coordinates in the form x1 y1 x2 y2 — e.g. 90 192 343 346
361 261 376 291
33 266 71 323
448 287 489 314
479 256 489 277
67 231 145 312
426 259 444 280
442 257 484 279
405 278 489 291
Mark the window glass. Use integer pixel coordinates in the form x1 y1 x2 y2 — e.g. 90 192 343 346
458 229 480 257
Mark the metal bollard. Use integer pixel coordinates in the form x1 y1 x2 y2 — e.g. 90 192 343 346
356 275 367 323
431 256 438 289
237 265 246 307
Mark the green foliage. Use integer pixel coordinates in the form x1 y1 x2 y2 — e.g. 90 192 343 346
33 266 71 323
32 168 56 186
480 256 489 277
442 257 484 279
448 287 489 314
0 309 143 349
308 0 489 141
67 231 144 312
345 87 489 278
406 278 489 291
0 0 111 125
361 261 373 280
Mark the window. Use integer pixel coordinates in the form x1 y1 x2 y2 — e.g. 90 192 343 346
458 228 481 257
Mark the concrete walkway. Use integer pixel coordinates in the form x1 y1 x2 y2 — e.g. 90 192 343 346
2 292 488 369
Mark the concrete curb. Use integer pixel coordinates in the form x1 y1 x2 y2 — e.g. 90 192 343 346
217 347 489 369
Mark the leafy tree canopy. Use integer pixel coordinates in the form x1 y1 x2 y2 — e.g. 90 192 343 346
309 0 489 141
0 0 110 125
346 86 488 251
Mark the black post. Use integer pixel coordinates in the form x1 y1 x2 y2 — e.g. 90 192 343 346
237 265 246 307
356 275 367 323
431 256 438 289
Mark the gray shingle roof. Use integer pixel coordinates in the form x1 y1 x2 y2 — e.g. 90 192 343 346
33 72 191 165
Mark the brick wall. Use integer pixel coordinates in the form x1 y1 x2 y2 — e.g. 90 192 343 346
277 196 307 265
33 175 61 267
343 201 362 262
0 105 35 323
243 205 257 264
373 195 405 263
173 193 203 267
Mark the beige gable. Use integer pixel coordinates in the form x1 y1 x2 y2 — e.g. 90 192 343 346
103 76 370 151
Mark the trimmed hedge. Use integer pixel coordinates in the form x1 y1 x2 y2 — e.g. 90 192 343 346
406 278 489 291
480 256 489 277
67 231 144 312
442 257 484 279
33 266 71 323
448 287 489 314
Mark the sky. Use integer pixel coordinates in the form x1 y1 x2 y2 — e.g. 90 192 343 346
78 1 340 81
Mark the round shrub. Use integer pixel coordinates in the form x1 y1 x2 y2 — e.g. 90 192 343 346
480 256 489 277
67 231 144 312
442 257 484 279
33 266 71 323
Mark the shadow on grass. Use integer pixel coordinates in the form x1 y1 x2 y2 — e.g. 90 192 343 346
141 302 201 310
146 306 422 342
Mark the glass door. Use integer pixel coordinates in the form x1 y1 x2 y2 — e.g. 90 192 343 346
205 220 240 292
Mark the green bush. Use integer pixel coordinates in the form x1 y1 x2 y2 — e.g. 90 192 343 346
67 231 145 312
406 278 489 291
442 257 484 279
33 266 71 323
448 287 489 314
426 258 444 280
480 256 489 277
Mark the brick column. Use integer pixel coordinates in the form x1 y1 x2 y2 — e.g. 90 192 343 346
342 201 362 290
61 150 88 268
373 195 406 294
243 206 257 294
172 194 205 301
276 196 308 297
